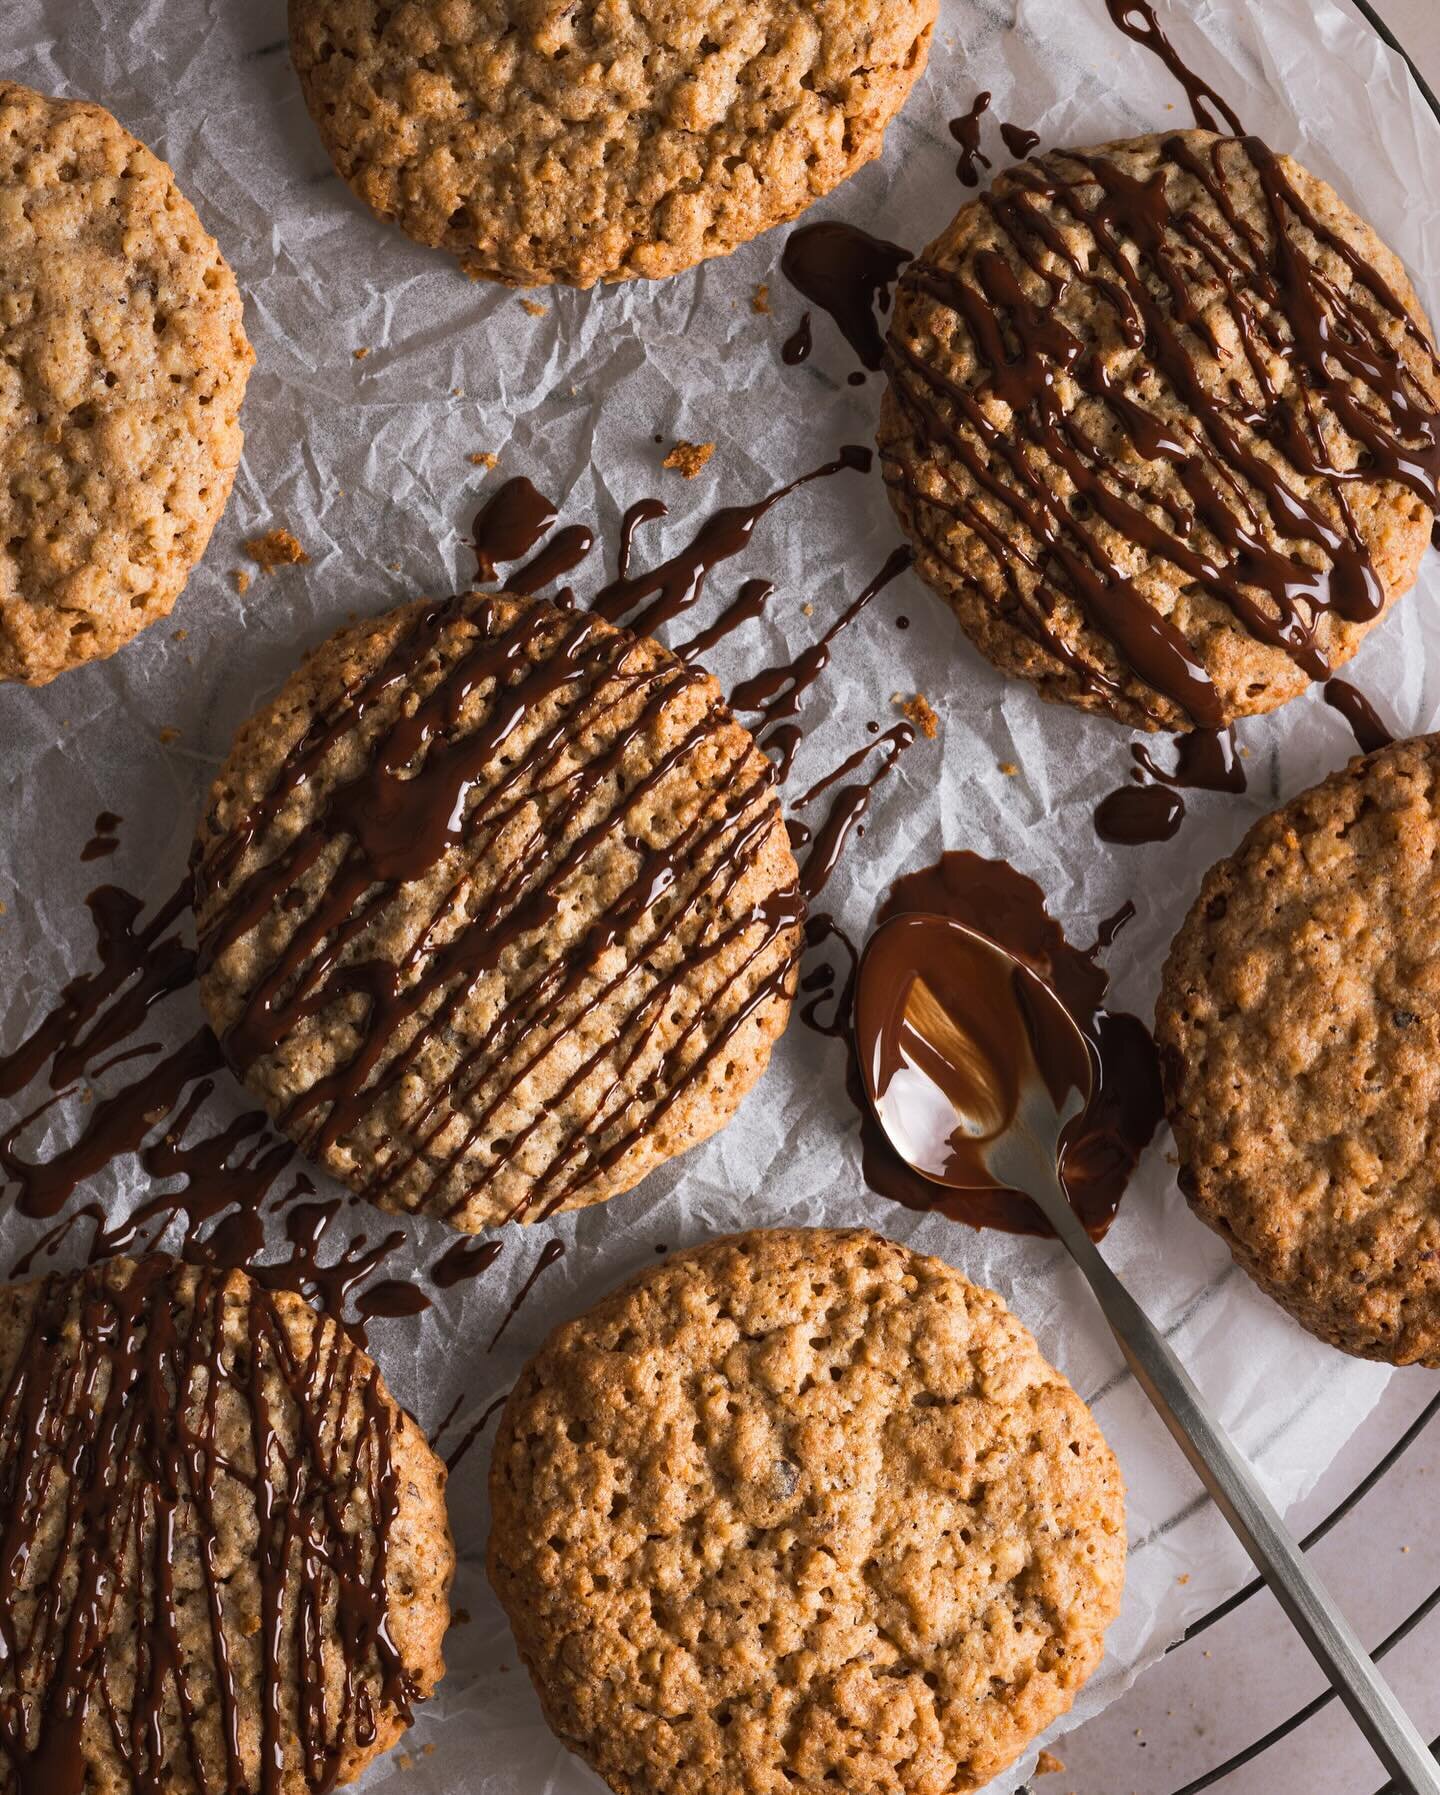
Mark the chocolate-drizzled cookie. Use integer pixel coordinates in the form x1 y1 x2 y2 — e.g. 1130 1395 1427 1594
194 593 802 1234
879 130 1440 732
0 1256 451 1794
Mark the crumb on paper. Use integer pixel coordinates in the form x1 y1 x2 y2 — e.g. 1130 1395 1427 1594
899 693 938 738
245 529 309 575
1036 1752 1066 1776
353 346 370 360
451 385 463 397
388 562 402 572
453 1608 471 1627
397 1752 413 1771
520 297 548 317
752 282 770 314
0 901 7 916
158 726 181 746
802 602 814 616
999 760 1019 776
662 439 715 479
1177 1572 1190 1584
469 451 499 469
422 1744 436 1757
232 569 251 596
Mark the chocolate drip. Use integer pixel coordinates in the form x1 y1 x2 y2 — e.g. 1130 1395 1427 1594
781 313 813 366
1000 122 1040 160
780 223 912 373
886 135 1440 727
949 92 992 187
433 1237 503 1289
488 1239 565 1350
1324 677 1394 753
675 578 776 663
80 811 122 863
1094 782 1185 844
0 1257 418 1795
793 722 917 902
506 524 595 597
472 476 558 582
444 1391 509 1473
1102 0 1244 135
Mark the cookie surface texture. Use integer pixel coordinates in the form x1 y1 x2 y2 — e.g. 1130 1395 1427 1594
288 0 937 287
0 81 252 683
1158 735 1440 1365
488 1227 1127 1795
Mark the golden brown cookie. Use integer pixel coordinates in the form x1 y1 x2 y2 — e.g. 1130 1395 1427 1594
194 592 801 1234
0 81 252 684
288 0 936 288
1158 735 1440 1365
879 131 1440 732
0 1255 451 1793
488 1228 1127 1795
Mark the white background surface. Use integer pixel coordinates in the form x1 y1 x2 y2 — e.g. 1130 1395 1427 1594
1051 7 1440 1792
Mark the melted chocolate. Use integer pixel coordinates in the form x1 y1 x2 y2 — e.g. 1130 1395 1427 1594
1324 677 1394 753
855 912 1094 1190
79 811 122 863
432 1237 503 1290
1102 0 1244 135
803 852 1160 1237
950 92 993 187
444 1391 509 1473
488 1238 564 1350
782 312 813 366
1094 782 1185 844
473 476 559 583
0 1256 418 1795
793 722 916 902
1000 122 1040 160
886 135 1440 727
780 223 912 372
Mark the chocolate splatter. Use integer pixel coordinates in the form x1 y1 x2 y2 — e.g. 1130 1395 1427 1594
780 223 912 373
950 92 993 186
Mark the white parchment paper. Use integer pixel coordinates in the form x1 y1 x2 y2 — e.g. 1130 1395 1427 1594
2 0 1438 1787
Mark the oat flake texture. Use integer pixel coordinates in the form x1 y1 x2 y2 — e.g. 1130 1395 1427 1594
288 0 937 288
0 81 252 684
488 1228 1127 1795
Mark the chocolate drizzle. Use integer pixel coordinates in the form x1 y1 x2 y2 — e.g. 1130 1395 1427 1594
999 122 1040 161
1102 0 1244 135
472 476 559 582
0 1255 420 1795
949 92 992 187
80 811 122 863
885 134 1440 728
780 223 912 374
1094 783 1185 844
1324 677 1395 753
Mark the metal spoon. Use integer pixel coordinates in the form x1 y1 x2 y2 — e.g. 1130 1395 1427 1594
855 911 1440 1794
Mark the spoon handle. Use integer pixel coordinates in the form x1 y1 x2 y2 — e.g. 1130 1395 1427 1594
1049 1185 1439 1793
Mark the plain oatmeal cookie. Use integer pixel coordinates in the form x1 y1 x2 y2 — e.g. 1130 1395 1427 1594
288 0 937 287
879 131 1440 732
0 1255 452 1793
0 81 252 684
1158 735 1440 1365
194 591 801 1234
488 1228 1126 1795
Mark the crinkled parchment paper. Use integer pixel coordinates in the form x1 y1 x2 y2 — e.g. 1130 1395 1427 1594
2 0 1438 1787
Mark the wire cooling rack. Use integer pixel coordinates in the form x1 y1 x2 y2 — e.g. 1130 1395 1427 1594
1017 16 1440 1786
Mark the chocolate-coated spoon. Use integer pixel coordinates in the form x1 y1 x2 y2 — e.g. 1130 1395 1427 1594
856 912 1440 1794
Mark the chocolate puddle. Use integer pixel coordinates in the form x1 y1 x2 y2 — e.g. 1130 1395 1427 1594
805 851 1161 1237
780 222 912 375
1094 725 1247 843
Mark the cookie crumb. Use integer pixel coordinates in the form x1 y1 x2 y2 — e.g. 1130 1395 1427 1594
898 693 939 737
752 283 771 314
1177 1572 1190 1584
519 297 548 317
999 760 1019 776
245 529 309 575
469 451 499 469
662 440 715 479
802 602 815 617
353 346 370 360
1036 1751 1066 1775
232 569 251 596
397 1753 413 1771
158 726 181 745
452 1608 471 1627
171 628 188 641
